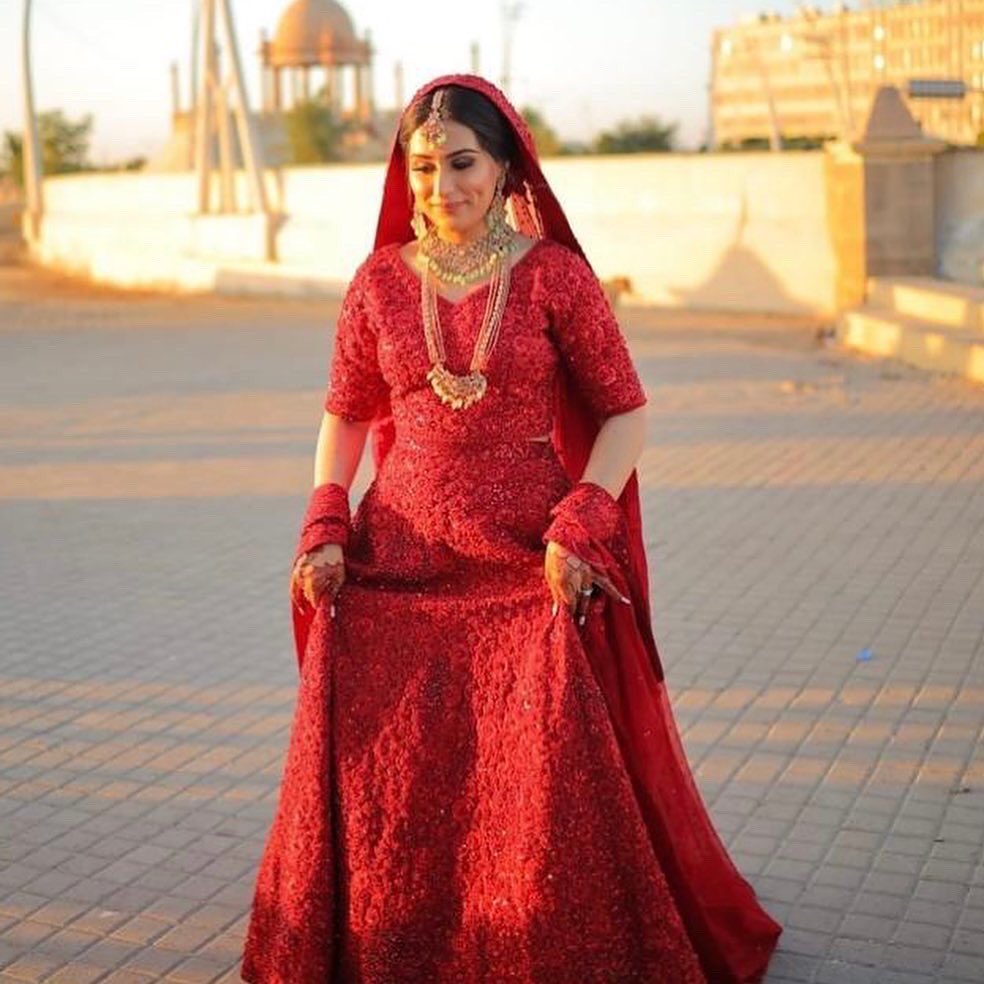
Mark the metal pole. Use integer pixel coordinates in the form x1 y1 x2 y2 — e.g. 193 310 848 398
194 0 216 212
501 2 523 96
216 0 269 214
21 0 43 242
171 61 182 117
394 61 404 110
191 0 200 107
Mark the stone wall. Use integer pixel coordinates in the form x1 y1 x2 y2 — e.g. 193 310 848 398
936 148 984 286
30 146 984 310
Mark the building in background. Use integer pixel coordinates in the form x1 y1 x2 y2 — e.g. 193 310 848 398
152 0 396 171
258 0 373 123
710 0 984 148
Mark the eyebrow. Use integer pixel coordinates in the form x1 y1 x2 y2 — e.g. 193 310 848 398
409 148 479 161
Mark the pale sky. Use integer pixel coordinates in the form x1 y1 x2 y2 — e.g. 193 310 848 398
0 0 807 164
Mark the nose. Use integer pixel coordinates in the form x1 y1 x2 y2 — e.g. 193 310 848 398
430 165 455 202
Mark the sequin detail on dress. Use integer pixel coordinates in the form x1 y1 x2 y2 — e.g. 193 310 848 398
242 241 712 983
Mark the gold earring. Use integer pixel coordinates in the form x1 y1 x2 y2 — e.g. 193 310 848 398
412 204 427 240
486 171 509 233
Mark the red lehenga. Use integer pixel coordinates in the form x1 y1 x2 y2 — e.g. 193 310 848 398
241 76 781 984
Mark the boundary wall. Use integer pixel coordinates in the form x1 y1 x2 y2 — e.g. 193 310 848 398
32 148 983 312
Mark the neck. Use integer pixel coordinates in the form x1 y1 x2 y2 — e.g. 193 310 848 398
433 223 488 247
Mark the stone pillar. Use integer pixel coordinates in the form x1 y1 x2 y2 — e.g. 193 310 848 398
259 31 269 112
824 86 946 310
355 64 365 121
272 67 282 111
365 61 375 116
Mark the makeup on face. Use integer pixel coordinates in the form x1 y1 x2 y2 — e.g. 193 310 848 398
408 119 502 243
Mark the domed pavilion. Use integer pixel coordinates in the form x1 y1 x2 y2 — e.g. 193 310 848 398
260 0 374 123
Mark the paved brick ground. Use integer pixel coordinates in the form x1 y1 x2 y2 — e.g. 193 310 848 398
1 261 982 983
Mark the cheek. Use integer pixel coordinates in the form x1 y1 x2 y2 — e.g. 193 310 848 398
462 172 496 205
409 176 429 202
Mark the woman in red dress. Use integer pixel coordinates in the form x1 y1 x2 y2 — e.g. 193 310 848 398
241 75 781 984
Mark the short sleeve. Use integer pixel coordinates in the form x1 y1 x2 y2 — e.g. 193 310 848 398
547 251 648 419
323 259 388 420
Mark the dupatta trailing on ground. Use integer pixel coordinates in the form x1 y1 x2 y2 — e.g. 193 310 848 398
282 74 780 984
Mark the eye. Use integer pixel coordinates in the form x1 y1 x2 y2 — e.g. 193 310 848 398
411 164 434 174
452 158 474 170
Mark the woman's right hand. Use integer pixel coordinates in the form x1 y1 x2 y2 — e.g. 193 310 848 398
290 543 346 614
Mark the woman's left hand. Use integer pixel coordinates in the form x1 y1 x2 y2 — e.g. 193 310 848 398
544 540 622 625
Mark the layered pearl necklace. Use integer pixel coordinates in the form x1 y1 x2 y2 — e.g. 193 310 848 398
420 249 513 410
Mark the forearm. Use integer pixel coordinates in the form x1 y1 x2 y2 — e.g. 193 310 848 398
313 411 372 490
579 404 648 499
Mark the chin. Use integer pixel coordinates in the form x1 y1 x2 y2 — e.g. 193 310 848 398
432 213 480 240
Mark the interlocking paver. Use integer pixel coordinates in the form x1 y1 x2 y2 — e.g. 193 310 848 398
1 259 983 983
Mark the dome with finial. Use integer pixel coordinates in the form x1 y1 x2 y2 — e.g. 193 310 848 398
269 0 368 68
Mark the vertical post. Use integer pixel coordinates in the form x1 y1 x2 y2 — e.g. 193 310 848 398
354 65 364 121
470 42 480 75
21 0 43 243
365 59 375 116
500 2 523 96
259 30 269 112
194 0 216 212
394 61 404 110
190 0 200 106
216 0 269 214
171 61 182 116
216 70 236 212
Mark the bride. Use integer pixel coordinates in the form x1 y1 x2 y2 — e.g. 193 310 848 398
241 74 781 984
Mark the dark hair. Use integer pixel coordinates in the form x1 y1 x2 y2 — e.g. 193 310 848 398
400 85 520 179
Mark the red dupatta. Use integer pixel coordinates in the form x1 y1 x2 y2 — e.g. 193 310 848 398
287 74 781 983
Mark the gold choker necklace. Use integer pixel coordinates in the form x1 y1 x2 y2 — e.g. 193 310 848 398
416 173 517 286
418 223 517 287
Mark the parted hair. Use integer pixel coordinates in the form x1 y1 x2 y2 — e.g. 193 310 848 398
399 85 521 189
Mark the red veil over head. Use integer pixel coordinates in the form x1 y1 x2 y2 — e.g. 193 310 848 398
284 74 780 984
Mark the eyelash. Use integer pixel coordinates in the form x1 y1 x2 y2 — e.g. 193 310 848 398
412 160 474 173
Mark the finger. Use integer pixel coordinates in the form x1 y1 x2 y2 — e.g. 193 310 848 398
545 574 564 617
579 579 595 622
544 563 563 614
557 576 575 610
575 583 592 624
594 573 630 604
290 568 309 608
290 577 305 610
312 571 340 592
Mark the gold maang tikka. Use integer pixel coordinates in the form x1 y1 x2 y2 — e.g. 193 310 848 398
421 88 448 147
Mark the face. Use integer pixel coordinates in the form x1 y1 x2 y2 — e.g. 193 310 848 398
407 117 505 244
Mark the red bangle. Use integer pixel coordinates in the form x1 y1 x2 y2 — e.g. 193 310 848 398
543 482 621 551
297 482 351 558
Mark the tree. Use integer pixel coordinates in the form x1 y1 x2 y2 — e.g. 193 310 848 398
594 116 677 154
520 106 561 157
285 100 346 164
1 110 93 186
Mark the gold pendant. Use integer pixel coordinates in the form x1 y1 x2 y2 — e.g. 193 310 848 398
427 363 488 410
